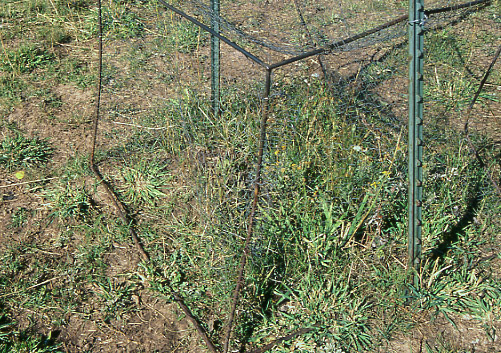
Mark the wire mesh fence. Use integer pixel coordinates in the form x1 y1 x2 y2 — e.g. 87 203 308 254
89 0 500 351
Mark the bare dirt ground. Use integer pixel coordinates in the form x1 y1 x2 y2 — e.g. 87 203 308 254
1 101 208 353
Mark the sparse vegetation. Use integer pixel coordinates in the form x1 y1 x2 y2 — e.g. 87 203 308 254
0 315 62 353
0 0 499 352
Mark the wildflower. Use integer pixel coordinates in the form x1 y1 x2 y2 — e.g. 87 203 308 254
352 145 363 152
382 170 391 177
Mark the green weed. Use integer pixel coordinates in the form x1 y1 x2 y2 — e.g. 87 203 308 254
58 58 95 88
57 0 93 11
116 158 171 207
423 332 471 353
38 26 73 46
0 76 24 107
0 129 53 170
164 16 208 53
94 277 138 322
25 0 49 14
102 7 145 39
45 182 93 221
0 315 62 353
0 45 54 75
8 207 31 229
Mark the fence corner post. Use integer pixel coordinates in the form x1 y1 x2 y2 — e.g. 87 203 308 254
408 0 424 287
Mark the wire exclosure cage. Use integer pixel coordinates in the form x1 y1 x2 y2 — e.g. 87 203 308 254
90 0 495 351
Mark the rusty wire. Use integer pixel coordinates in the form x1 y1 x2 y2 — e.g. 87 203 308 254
463 44 501 196
90 0 149 263
90 1 218 351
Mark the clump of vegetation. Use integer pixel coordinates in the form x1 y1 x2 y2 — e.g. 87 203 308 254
0 76 24 105
8 207 31 229
0 45 54 75
116 159 171 207
0 315 62 353
45 182 93 221
102 7 145 39
0 129 53 170
165 18 208 53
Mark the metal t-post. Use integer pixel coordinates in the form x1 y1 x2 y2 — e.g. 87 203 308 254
211 0 220 119
408 0 424 286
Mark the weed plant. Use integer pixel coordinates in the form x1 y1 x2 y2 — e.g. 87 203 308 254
0 128 53 170
44 182 93 221
116 158 171 207
165 17 208 53
0 46 54 75
0 76 24 108
8 208 31 229
102 6 145 39
0 314 62 353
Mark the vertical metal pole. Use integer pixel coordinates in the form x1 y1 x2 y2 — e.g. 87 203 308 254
211 0 220 119
408 0 424 287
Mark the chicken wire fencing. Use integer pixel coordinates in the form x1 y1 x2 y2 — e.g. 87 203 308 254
90 0 499 351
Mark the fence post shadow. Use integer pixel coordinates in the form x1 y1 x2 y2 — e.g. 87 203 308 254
430 169 483 261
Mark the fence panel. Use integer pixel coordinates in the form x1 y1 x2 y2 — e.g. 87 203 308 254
89 0 500 351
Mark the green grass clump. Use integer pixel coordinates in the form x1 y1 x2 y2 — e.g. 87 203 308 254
94 277 138 322
8 207 31 229
45 182 93 221
116 158 171 207
38 26 73 46
0 45 54 75
0 315 62 353
0 129 53 171
102 7 145 39
57 0 93 10
0 76 24 105
165 18 208 53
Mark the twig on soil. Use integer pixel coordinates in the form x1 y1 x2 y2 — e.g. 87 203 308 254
0 276 62 298
0 177 58 188
112 121 170 130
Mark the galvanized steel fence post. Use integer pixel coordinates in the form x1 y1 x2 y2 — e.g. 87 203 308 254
211 0 220 119
408 0 425 286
